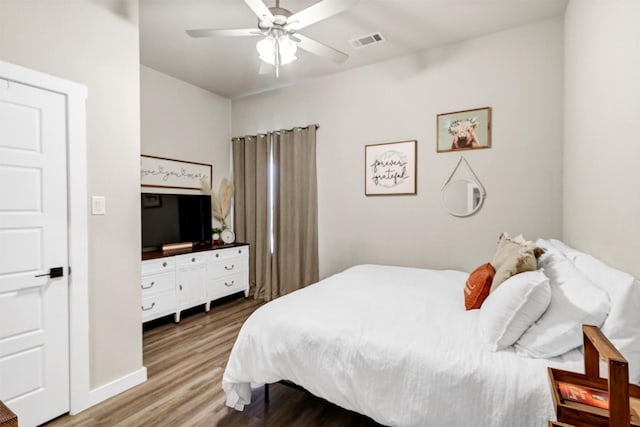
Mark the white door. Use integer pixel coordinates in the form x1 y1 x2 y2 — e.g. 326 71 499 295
0 79 70 426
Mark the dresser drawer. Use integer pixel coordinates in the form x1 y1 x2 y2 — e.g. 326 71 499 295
141 291 176 322
142 258 174 275
208 256 248 277
176 252 210 267
207 271 248 300
140 273 174 296
211 246 248 261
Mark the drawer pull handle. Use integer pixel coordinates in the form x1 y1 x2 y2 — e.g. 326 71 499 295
224 264 235 271
162 262 167 267
179 284 183 291
141 281 155 290
224 280 235 287
238 250 242 254
142 302 156 311
192 258 196 262
216 254 219 258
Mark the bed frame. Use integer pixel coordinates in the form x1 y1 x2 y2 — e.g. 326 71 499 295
264 380 307 403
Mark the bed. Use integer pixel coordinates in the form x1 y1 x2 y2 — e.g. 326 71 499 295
222 238 640 427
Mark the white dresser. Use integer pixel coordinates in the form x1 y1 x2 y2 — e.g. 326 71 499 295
141 244 249 323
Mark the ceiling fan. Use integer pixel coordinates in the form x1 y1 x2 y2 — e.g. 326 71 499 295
187 0 360 78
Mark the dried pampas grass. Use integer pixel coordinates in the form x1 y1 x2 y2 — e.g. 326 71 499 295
201 177 234 229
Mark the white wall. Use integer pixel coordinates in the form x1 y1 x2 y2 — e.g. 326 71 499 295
0 1 142 388
141 66 232 227
563 0 640 278
233 18 564 278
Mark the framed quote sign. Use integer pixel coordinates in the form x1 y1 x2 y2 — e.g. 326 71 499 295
140 155 212 190
365 140 417 196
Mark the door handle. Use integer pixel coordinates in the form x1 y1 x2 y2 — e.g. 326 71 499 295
35 267 64 278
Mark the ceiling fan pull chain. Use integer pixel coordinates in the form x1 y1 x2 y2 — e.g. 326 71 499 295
275 37 280 78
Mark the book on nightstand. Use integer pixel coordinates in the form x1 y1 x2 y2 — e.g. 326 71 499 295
558 381 640 418
558 382 611 411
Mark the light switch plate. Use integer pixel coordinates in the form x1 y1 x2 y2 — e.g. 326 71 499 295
91 196 106 215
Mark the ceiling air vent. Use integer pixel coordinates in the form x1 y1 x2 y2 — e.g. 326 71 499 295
349 32 385 49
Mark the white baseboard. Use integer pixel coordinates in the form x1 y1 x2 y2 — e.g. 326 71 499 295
71 366 147 415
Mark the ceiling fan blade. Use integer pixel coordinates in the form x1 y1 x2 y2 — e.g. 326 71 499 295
186 28 261 38
293 34 348 64
285 0 359 31
243 0 274 24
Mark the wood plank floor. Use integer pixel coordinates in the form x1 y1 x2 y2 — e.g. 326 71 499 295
45 295 383 426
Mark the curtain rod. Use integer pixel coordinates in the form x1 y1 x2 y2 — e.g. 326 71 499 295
232 123 319 140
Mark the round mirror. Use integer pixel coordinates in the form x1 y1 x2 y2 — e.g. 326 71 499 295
441 179 484 217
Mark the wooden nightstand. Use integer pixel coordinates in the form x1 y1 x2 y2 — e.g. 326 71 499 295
0 401 17 427
548 325 640 427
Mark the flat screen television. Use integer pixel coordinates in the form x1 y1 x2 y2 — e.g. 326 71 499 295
141 193 212 251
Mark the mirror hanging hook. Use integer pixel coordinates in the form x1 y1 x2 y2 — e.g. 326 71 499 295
441 155 486 197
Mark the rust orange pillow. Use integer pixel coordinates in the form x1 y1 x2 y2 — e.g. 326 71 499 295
464 263 496 310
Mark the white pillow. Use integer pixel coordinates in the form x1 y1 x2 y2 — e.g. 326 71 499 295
480 270 551 351
547 239 581 260
535 239 640 383
515 250 611 358
553 244 640 384
534 239 563 269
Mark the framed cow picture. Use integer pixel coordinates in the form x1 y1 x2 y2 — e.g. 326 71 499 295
437 107 491 153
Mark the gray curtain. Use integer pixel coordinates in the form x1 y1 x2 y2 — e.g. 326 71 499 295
232 125 318 301
272 126 319 297
232 135 272 298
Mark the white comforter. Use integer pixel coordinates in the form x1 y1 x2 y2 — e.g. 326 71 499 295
222 264 583 427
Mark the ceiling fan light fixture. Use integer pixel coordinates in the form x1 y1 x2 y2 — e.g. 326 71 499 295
256 34 297 66
256 36 276 65
278 35 297 64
